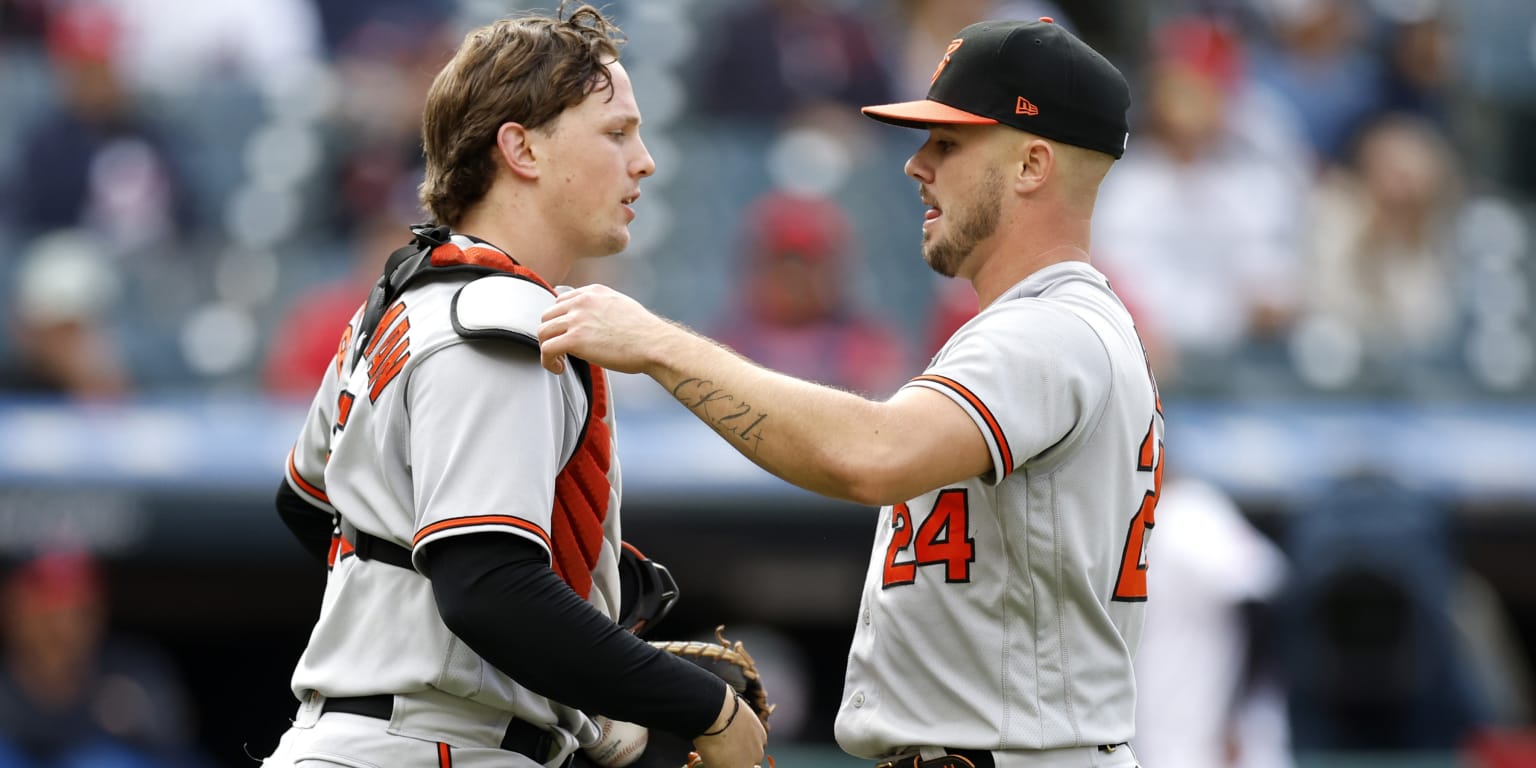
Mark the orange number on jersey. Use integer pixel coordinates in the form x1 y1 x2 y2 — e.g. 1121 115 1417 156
1112 417 1162 601
334 325 353 378
882 489 975 588
333 390 355 435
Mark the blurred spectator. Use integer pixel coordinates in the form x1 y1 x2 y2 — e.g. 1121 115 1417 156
714 191 910 397
0 230 130 399
691 0 895 131
1292 113 1462 389
1378 6 1456 126
1454 0 1536 195
95 0 322 100
262 215 403 398
1133 475 1292 768
0 549 206 767
1279 472 1496 750
321 15 450 235
4 4 191 249
1092 17 1306 386
1248 0 1384 165
311 0 455 58
0 0 48 44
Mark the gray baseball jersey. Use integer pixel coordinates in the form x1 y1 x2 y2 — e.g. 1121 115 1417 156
835 261 1163 757
282 234 621 751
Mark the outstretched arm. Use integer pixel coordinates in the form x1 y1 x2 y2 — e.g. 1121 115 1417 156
538 285 989 506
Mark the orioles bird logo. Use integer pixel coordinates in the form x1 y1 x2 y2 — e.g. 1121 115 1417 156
931 39 963 83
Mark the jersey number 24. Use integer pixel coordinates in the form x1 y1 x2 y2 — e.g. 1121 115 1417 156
879 417 1164 598
882 489 975 588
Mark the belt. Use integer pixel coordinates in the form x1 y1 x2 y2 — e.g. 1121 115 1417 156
323 694 564 763
880 745 1130 768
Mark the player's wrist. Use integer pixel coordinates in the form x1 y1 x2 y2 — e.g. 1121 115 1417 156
698 685 738 738
646 319 704 379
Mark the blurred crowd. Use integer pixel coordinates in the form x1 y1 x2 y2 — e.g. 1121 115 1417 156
1 0 1536 766
0 0 1530 402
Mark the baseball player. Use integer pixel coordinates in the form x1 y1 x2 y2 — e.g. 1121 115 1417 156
262 6 766 768
538 17 1157 768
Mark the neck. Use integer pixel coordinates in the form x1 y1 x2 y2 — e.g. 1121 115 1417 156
969 203 1093 308
456 189 576 285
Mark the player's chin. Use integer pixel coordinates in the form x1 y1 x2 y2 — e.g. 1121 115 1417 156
603 228 631 255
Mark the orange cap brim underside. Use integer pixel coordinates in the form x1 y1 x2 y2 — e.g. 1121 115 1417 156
861 99 999 128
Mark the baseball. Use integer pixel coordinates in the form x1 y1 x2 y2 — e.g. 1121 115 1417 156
583 716 649 768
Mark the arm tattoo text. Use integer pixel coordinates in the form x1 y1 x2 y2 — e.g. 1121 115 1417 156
671 378 768 450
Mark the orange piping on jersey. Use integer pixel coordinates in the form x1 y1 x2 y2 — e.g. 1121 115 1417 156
911 374 1014 474
437 742 452 767
414 515 553 552
286 447 330 504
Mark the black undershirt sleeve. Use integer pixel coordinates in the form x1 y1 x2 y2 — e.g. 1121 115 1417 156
275 479 334 563
423 532 724 739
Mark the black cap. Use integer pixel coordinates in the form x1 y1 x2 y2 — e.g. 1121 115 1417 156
862 18 1131 158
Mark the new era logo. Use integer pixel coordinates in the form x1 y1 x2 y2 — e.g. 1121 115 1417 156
1015 97 1039 116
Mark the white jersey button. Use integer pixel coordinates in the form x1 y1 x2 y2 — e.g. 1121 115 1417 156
862 608 871 626
852 692 865 707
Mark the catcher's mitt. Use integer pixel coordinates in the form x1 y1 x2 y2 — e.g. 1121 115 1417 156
651 626 775 731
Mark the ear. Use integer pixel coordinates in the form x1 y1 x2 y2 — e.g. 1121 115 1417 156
1014 138 1053 195
495 122 540 180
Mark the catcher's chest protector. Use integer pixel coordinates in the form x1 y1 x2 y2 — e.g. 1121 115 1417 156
348 226 614 597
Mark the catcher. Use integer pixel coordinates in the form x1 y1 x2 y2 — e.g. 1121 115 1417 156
261 5 769 768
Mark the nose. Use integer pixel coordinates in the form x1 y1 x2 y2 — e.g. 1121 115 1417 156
905 149 931 184
634 137 656 178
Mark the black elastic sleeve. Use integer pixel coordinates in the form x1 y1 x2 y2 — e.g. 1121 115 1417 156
275 479 333 563
423 533 725 739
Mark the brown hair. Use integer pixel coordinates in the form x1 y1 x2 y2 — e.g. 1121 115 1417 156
418 3 625 227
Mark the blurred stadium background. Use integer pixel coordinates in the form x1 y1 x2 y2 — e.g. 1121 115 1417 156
1 0 1535 765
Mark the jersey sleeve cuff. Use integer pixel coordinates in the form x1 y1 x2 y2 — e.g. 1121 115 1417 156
904 375 1015 483
286 446 336 511
411 515 553 570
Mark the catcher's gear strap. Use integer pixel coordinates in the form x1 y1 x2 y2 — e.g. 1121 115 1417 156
450 274 556 349
617 542 680 638
334 224 609 588
350 224 555 371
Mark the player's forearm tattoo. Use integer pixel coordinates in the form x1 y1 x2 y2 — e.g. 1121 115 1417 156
671 378 768 450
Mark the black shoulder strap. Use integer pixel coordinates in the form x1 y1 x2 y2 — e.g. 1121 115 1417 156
349 224 450 373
